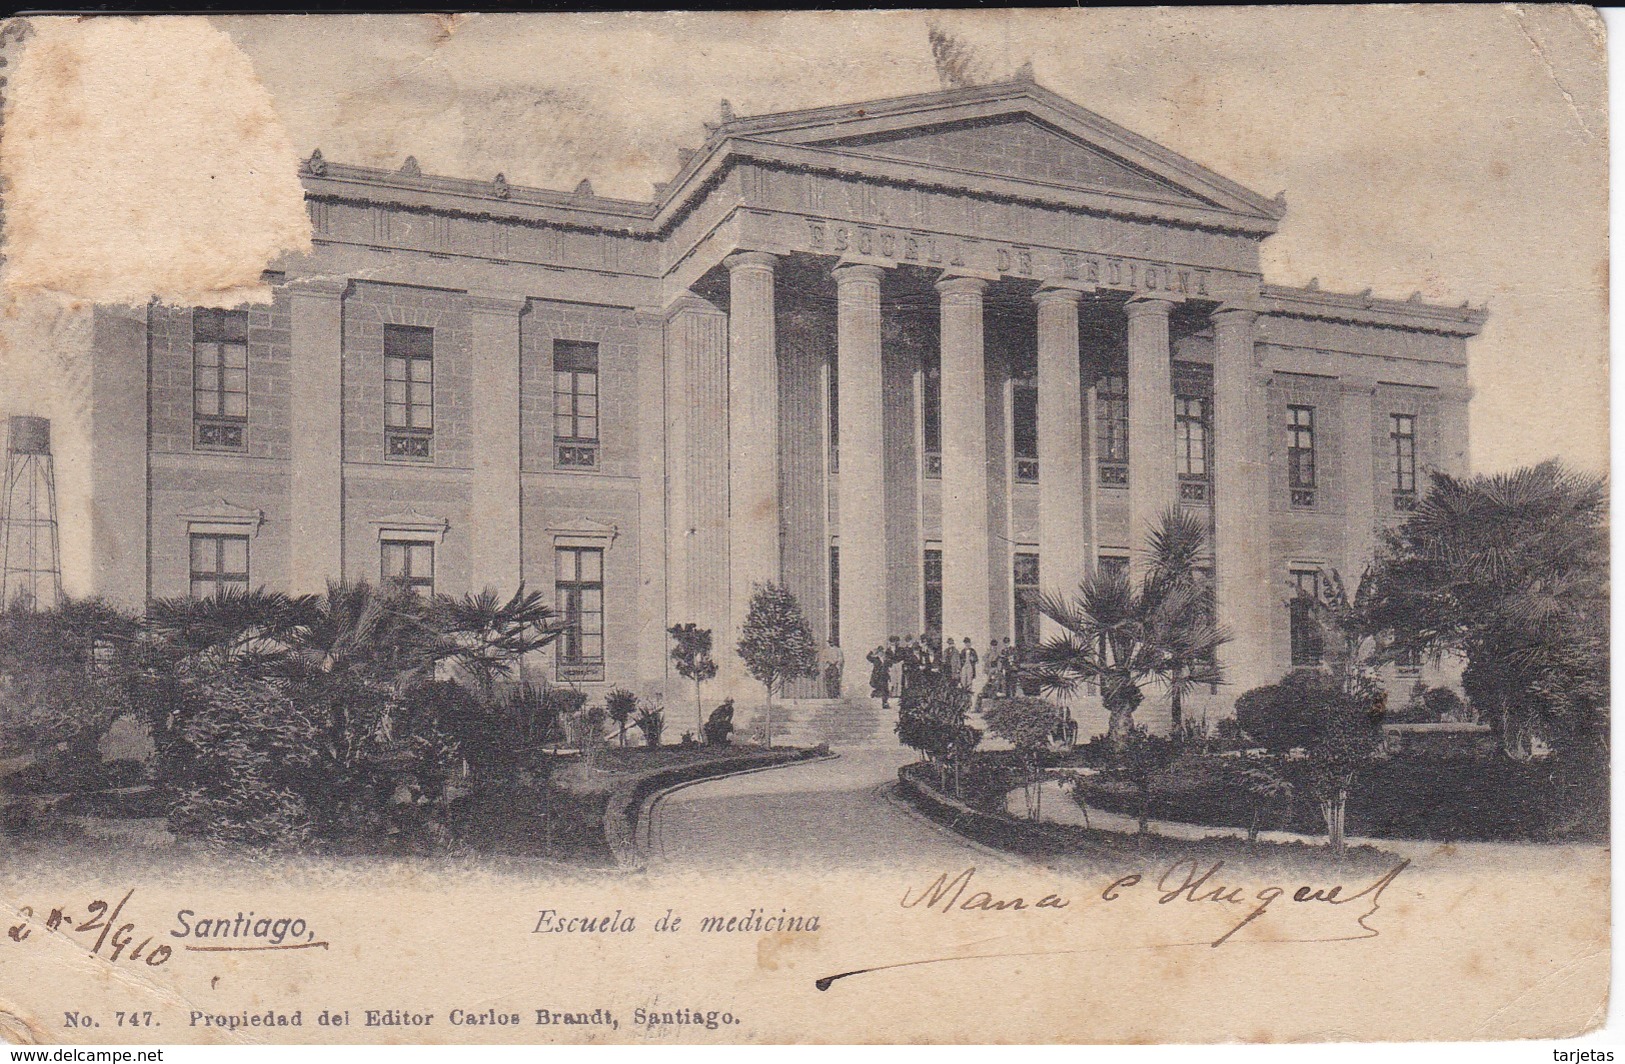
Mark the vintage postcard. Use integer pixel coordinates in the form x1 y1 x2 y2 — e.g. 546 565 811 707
0 6 1607 1046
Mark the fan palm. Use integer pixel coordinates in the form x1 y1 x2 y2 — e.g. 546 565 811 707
1025 509 1229 742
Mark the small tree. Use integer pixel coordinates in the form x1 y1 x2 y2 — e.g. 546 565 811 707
669 623 719 737
604 687 638 747
982 697 1062 819
1225 762 1293 844
1302 696 1382 857
1110 725 1180 835
735 583 819 747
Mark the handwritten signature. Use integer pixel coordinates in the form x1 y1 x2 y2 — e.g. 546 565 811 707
817 860 1410 990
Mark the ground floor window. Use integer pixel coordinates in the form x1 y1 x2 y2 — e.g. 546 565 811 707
189 533 249 600
1097 553 1129 583
829 544 841 645
381 539 435 598
1290 567 1324 666
556 546 605 681
1013 552 1040 650
922 547 942 637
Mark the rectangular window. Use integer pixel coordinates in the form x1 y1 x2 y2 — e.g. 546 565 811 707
1012 382 1039 483
1391 413 1417 508
554 341 600 469
1096 372 1129 486
828 544 841 645
921 356 941 478
189 533 249 600
1013 552 1041 650
1175 395 1210 501
1097 554 1129 583
193 308 249 451
1287 405 1316 507
556 546 605 681
384 325 434 459
922 547 943 638
828 361 840 475
1290 567 1324 667
381 539 434 598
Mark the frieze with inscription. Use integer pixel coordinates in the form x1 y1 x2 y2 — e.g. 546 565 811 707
804 217 1213 296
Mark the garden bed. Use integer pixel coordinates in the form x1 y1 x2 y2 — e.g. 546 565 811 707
1074 751 1605 844
897 761 1401 875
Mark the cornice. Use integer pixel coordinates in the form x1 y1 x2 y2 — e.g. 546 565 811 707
1260 283 1488 337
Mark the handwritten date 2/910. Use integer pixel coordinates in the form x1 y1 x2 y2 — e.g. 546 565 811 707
8 889 172 967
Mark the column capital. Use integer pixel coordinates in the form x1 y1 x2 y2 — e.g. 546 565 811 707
935 273 988 298
665 292 725 319
1033 285 1085 307
1211 302 1259 326
1124 293 1177 320
832 261 886 287
466 290 529 316
724 250 778 274
287 277 349 301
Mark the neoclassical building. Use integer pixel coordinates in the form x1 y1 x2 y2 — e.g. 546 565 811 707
86 79 1483 730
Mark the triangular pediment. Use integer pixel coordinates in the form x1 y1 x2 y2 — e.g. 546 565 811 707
811 115 1208 205
718 82 1283 225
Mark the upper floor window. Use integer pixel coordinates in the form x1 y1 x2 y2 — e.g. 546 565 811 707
1175 395 1210 501
1290 567 1324 667
1287 405 1316 507
384 325 434 460
193 308 249 451
554 341 600 469
1391 413 1417 509
921 356 941 478
1012 381 1039 483
190 532 249 600
556 546 605 681
1096 372 1128 486
381 539 435 598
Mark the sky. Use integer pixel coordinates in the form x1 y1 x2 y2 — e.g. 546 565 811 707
0 8 1608 594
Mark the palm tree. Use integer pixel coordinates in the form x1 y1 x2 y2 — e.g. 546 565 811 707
427 584 566 700
147 587 320 670
1025 510 1228 743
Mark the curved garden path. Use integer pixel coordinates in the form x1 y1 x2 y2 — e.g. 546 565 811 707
643 747 1025 871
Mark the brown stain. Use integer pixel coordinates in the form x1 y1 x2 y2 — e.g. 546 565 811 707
0 1008 45 1045
756 930 818 971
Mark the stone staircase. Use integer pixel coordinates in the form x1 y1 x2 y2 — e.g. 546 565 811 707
738 695 897 748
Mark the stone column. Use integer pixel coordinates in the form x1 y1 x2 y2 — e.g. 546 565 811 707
1340 375 1378 584
725 252 780 663
1125 295 1176 576
936 274 991 654
833 263 887 693
664 296 730 665
468 292 526 596
1211 307 1272 700
1034 287 1089 635
633 308 670 697
89 304 150 610
288 279 347 593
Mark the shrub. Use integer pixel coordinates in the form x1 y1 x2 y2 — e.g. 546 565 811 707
634 704 665 747
1422 686 1470 722
1234 671 1348 752
704 700 735 746
896 674 981 796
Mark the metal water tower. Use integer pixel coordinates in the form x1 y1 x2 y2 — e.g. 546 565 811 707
1 416 62 610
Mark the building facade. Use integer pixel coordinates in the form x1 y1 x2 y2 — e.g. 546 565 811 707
86 80 1484 730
